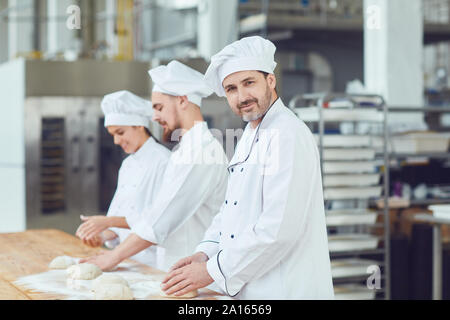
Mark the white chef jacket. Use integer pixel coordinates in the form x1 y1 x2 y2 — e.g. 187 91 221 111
131 122 229 271
107 136 170 267
195 99 334 300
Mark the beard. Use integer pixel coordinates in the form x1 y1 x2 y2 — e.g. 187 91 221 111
239 85 272 123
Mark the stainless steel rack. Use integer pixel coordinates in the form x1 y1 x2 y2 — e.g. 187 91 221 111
290 92 390 300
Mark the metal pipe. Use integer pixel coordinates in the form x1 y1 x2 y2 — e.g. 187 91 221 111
141 32 196 52
383 98 390 300
33 0 41 52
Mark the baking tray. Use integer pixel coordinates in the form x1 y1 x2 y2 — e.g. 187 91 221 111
334 284 376 300
323 174 380 187
295 107 383 122
314 135 371 148
324 186 382 200
323 161 378 174
322 148 376 161
429 204 450 219
326 209 378 226
331 258 380 278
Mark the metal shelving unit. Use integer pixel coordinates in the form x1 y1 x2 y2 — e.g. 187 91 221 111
384 106 450 209
290 92 390 300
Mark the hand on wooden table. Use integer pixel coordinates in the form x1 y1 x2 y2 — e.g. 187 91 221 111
79 250 121 271
161 259 214 297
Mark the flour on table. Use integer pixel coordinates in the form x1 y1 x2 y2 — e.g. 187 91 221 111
94 283 134 300
14 262 229 300
91 274 129 292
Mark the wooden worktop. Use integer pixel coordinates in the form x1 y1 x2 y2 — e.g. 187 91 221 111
0 229 222 300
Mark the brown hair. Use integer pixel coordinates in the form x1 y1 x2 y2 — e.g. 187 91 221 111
258 71 278 95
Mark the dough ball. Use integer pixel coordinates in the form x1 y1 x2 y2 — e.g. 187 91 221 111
91 274 129 292
160 289 198 299
49 256 76 269
66 263 102 280
94 284 134 300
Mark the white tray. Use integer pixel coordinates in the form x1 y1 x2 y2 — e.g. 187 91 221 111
314 135 371 148
322 148 376 161
324 186 382 200
323 161 378 174
323 174 380 187
295 107 383 122
392 132 449 154
331 258 380 278
326 209 378 226
328 234 379 252
334 284 376 300
429 204 450 219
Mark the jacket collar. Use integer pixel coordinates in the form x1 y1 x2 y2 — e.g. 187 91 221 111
131 136 157 164
229 98 285 168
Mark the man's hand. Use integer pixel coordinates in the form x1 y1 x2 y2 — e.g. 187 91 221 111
161 261 214 297
76 215 111 241
168 252 209 272
79 250 121 271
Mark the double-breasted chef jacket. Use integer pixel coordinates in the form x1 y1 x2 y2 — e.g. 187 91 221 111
195 98 335 299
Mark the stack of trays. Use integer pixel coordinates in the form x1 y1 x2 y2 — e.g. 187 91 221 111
321 142 381 200
328 234 379 253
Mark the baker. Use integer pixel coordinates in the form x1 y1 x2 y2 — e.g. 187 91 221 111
81 61 229 272
161 36 334 299
75 90 170 267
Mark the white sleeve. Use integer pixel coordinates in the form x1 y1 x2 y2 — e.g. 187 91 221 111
125 162 167 229
130 155 223 245
206 130 321 296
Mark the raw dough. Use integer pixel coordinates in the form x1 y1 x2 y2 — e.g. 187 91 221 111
91 274 129 292
66 263 102 280
160 289 198 299
94 283 134 300
49 256 76 269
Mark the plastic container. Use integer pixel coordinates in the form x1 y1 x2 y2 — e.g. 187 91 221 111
392 132 450 154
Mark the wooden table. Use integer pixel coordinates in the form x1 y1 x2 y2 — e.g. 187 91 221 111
0 229 223 300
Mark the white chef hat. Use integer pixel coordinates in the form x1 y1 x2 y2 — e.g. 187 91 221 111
101 90 154 129
204 36 278 97
149 60 213 107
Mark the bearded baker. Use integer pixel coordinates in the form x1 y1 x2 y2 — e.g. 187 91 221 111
161 36 334 299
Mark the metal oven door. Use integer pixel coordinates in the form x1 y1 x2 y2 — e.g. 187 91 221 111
25 97 103 234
